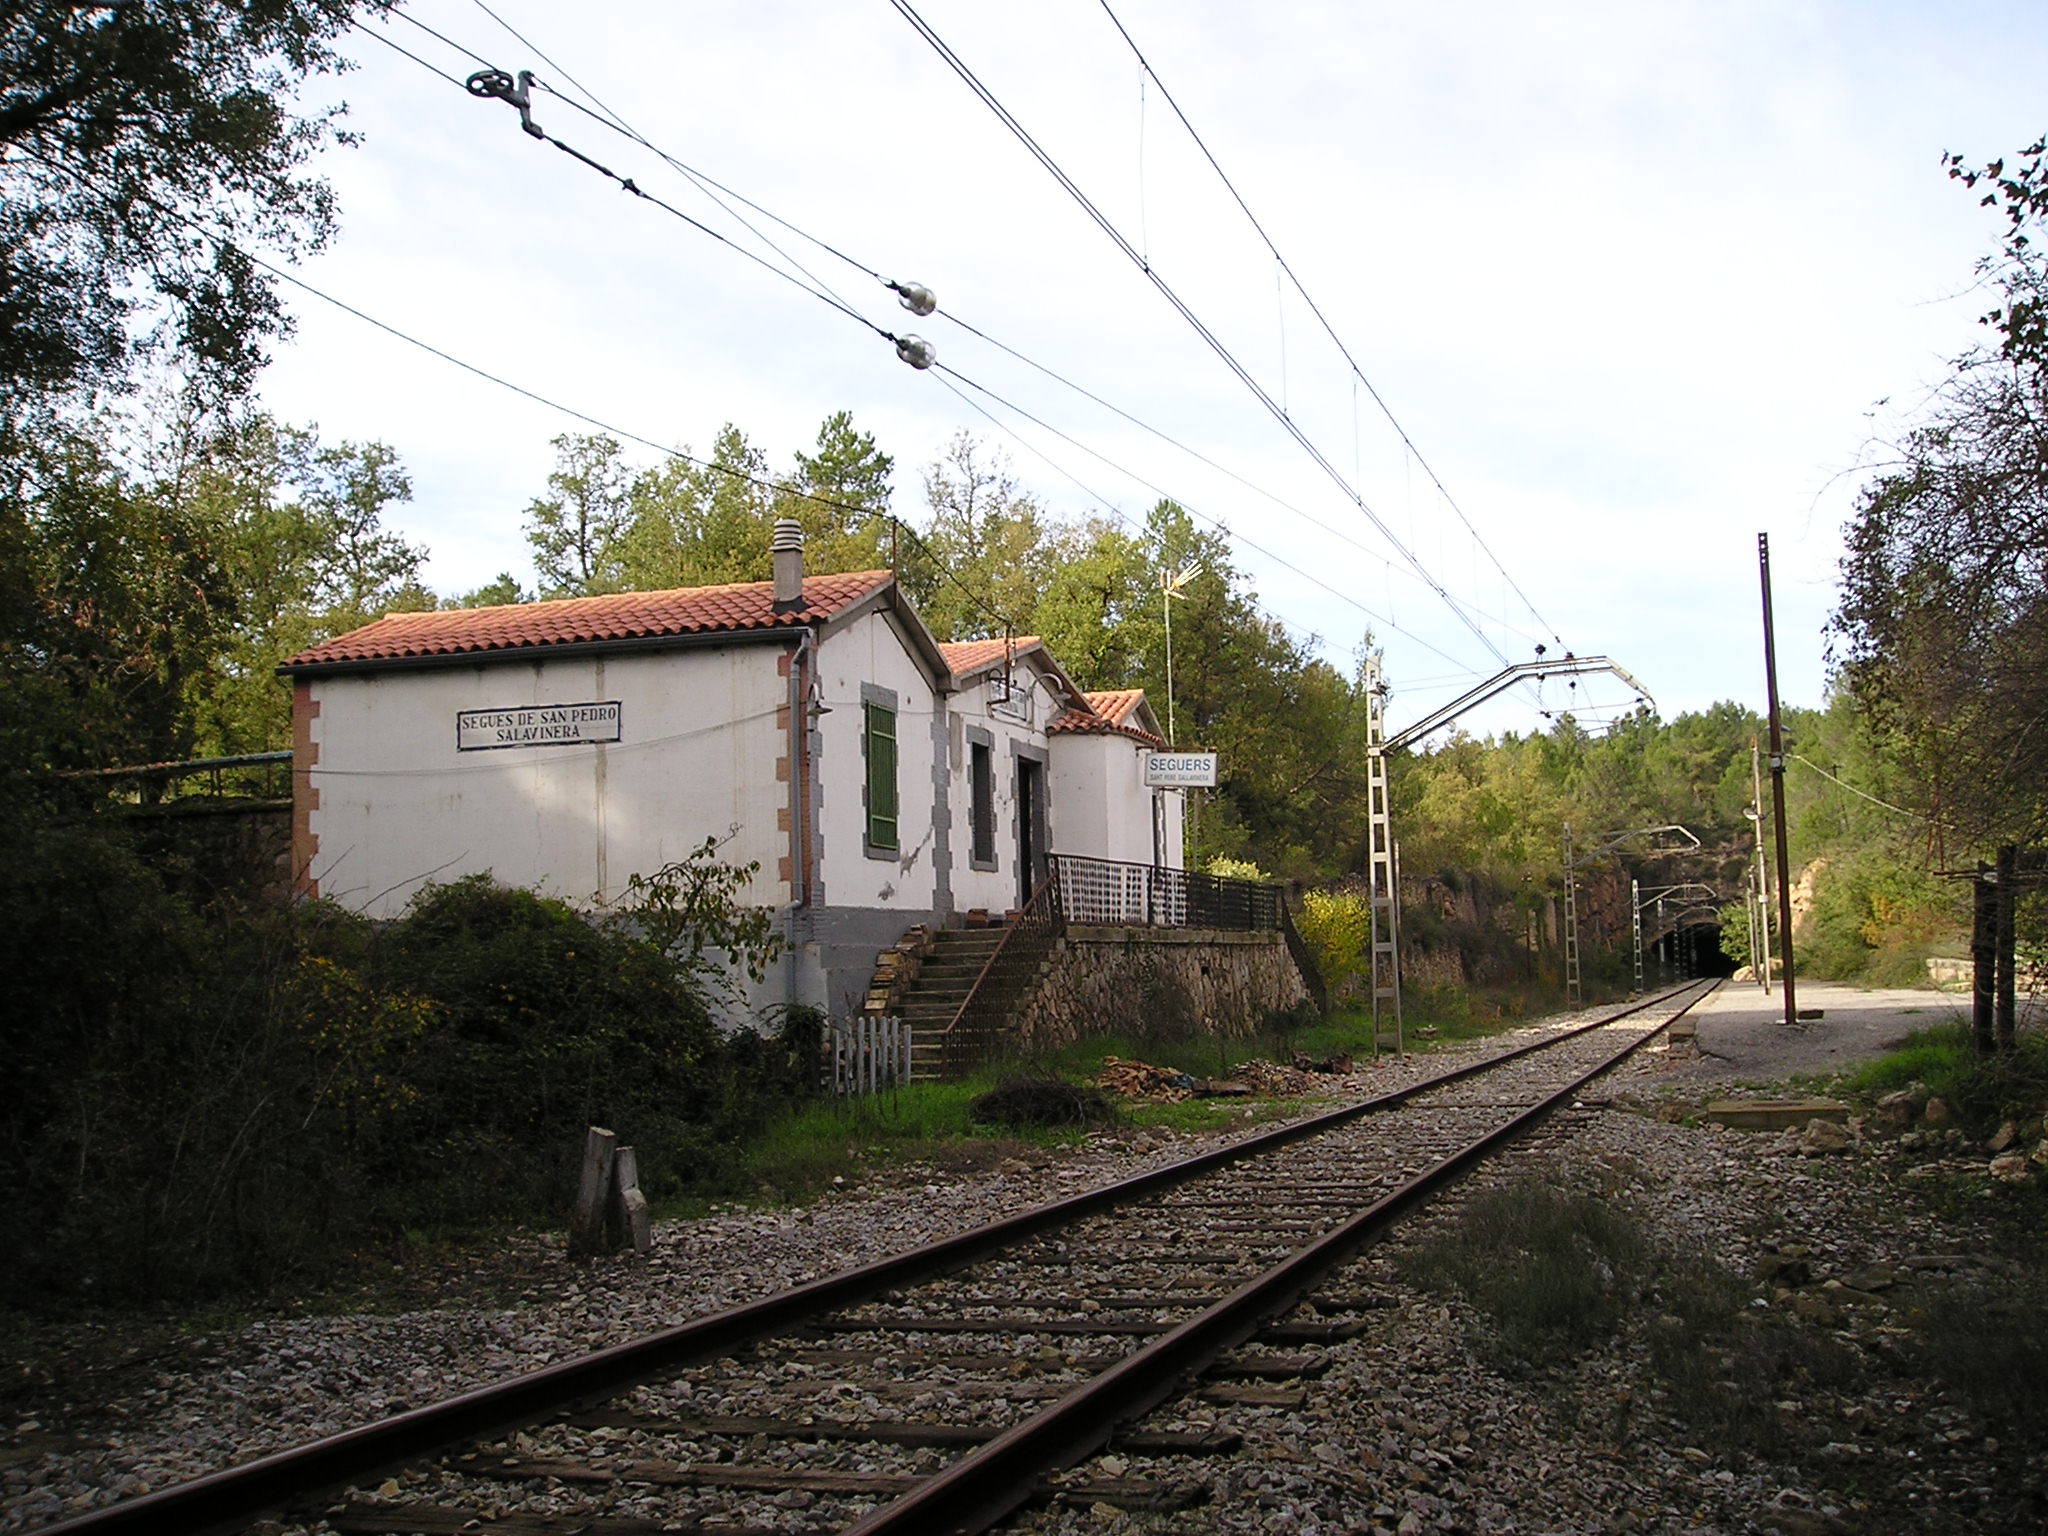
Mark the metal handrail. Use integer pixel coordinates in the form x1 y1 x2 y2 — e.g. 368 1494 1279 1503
1047 852 1281 932
939 874 1058 1043
1279 900 1329 1013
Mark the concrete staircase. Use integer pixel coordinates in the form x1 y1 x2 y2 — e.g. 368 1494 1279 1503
895 927 1048 1081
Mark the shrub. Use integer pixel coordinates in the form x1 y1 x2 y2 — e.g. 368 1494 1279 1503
1204 856 1268 882
1400 1172 1862 1456
353 876 729 1221
1296 888 1369 997
0 828 818 1304
968 1077 1114 1129
1397 1178 1645 1370
1905 1274 2048 1436
1843 1019 2048 1130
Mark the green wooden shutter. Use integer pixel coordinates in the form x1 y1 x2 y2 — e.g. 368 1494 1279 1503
865 701 898 851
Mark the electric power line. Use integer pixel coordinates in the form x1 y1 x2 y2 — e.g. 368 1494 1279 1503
356 12 1562 699
886 0 1513 668
194 232 1021 634
1091 0 1561 646
365 11 1546 649
356 17 912 348
932 363 1486 676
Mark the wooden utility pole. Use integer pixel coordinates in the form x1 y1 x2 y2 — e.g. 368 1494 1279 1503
1996 844 2018 1053
1971 863 1998 1056
1757 534 1799 1027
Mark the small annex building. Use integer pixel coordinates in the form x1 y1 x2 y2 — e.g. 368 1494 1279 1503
279 523 1183 1020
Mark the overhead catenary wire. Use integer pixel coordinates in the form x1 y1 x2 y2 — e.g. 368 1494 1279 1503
885 0 1513 668
364 11 1548 648
1090 0 1562 646
932 363 1487 676
357 15 931 351
109 200 1024 637
456 2 922 314
936 310 1548 646
351 13 1603 715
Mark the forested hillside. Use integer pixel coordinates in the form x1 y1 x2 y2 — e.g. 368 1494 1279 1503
3 387 1971 995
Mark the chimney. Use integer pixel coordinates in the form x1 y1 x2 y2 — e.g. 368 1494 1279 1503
771 517 805 610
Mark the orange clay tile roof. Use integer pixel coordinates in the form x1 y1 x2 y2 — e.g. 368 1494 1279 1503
1049 688 1164 748
937 636 1043 678
281 570 894 670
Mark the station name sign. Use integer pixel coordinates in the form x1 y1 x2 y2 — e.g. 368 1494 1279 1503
457 700 623 752
1144 751 1218 788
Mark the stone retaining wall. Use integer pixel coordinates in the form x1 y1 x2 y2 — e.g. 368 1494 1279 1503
1016 925 1312 1052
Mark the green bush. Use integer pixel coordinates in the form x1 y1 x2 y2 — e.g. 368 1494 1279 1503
352 877 731 1220
1295 888 1368 997
1842 1019 2048 1130
1801 849 1962 983
0 823 817 1304
1397 1178 1645 1369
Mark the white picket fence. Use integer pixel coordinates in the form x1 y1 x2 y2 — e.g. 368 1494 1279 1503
826 1014 913 1095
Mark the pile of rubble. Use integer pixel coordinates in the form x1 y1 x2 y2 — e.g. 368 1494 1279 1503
1093 1056 1197 1102
1093 1052 1357 1103
1230 1057 1320 1097
1868 1084 2048 1183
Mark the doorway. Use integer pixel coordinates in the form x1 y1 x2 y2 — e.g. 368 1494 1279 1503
1015 756 1046 907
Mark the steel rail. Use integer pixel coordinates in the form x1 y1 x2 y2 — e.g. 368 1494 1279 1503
844 978 1720 1535
35 979 1714 1536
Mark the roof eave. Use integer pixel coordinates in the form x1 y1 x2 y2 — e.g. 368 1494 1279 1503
276 622 809 678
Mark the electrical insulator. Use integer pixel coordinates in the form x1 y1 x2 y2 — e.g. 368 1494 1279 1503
892 281 937 317
895 335 936 370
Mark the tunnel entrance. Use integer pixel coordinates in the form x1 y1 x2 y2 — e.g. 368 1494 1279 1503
1647 919 1737 981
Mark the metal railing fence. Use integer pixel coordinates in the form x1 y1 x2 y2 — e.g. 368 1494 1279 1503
1047 853 1280 932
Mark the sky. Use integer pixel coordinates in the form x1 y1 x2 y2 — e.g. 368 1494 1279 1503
251 0 2047 744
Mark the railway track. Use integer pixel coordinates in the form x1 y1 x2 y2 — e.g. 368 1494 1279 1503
42 980 1717 1536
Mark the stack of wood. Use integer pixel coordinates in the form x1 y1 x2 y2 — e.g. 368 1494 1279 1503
1227 1058 1318 1097
1094 1055 1198 1102
862 925 932 1019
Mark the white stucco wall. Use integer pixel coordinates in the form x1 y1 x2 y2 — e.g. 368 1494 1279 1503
1049 733 1183 870
304 644 789 918
811 607 947 914
941 663 1066 914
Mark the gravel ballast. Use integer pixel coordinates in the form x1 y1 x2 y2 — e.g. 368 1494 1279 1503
5 985 2041 1535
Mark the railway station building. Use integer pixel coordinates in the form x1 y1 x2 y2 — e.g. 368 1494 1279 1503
278 522 1182 1022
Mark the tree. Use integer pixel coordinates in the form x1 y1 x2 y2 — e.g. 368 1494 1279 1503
0 419 236 779
525 433 632 597
907 432 1067 639
1834 140 2048 851
447 572 529 609
175 414 425 754
0 402 427 766
780 409 893 575
0 0 378 408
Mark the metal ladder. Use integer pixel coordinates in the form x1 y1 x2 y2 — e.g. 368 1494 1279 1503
1563 822 1582 1010
1366 656 1403 1054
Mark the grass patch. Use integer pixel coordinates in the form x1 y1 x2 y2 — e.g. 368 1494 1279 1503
734 1079 1021 1202
1840 1020 1972 1099
1902 1271 2048 1435
1398 984 1528 1045
1400 1173 1866 1459
1840 1020 2048 1132
1397 1177 1646 1370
